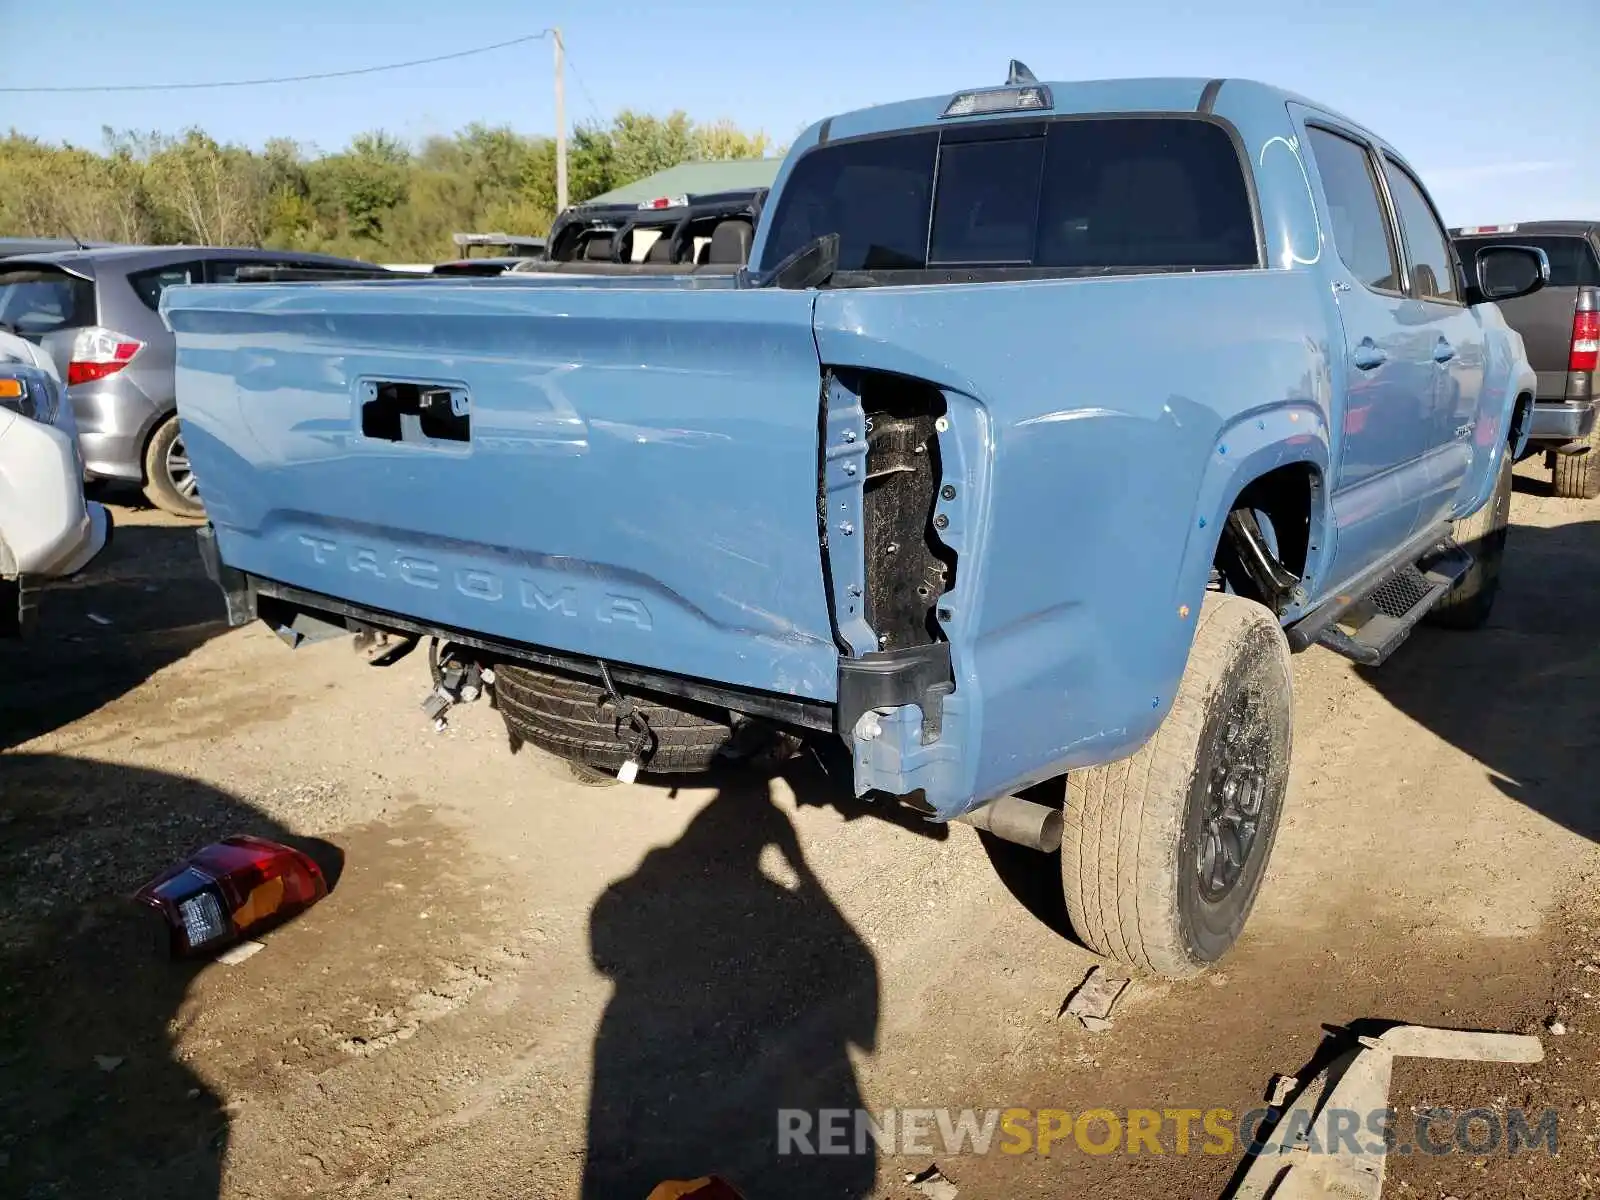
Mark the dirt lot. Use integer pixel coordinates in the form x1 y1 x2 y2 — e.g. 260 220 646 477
2 466 1598 1200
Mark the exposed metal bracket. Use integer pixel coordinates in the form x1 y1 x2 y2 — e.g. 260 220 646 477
1223 509 1302 611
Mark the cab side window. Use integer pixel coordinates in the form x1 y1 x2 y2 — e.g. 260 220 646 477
1304 127 1401 293
1381 159 1460 304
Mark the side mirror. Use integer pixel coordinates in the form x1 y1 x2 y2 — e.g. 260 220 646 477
1467 244 1550 305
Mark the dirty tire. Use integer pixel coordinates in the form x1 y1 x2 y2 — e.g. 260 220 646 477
494 662 736 777
562 758 624 788
1428 449 1512 630
1551 420 1600 500
141 415 205 519
1061 593 1292 979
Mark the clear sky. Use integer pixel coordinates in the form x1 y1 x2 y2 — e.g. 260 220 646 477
3 0 1595 225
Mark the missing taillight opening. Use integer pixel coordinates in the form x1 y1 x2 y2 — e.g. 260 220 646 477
855 372 957 651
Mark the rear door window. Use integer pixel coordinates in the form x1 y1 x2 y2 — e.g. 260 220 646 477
0 269 96 335
760 117 1258 276
1303 127 1401 293
129 262 201 311
1452 235 1600 288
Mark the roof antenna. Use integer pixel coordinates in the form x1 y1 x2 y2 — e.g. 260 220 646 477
1007 60 1038 85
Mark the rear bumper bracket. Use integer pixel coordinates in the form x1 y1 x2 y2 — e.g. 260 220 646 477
836 643 954 744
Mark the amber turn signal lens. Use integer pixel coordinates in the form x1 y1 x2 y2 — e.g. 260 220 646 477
133 835 328 958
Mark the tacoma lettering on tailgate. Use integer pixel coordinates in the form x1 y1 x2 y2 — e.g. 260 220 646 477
296 535 653 631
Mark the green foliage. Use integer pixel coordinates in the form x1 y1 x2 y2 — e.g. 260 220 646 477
0 110 774 262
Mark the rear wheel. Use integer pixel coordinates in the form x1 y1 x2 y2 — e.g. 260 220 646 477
141 415 205 519
1061 593 1293 979
1551 419 1600 500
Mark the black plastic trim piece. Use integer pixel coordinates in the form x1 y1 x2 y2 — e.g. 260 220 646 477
1197 78 1226 115
234 265 397 283
836 642 954 743
195 525 256 627
816 117 833 146
1285 520 1451 652
245 576 835 733
1223 508 1301 612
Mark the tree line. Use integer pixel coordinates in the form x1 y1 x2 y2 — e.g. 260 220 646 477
0 112 774 262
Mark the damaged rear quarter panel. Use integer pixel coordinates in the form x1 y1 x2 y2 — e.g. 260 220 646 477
815 269 1329 812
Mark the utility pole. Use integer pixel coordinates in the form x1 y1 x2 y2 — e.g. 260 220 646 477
553 27 568 215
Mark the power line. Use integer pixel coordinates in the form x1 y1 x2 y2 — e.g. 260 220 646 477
557 44 605 123
0 33 553 94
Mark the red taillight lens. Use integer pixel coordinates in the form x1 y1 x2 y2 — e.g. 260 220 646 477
133 835 328 958
66 327 143 387
1571 310 1599 373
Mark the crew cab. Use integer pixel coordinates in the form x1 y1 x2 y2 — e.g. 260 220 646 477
163 68 1543 978
1451 221 1600 497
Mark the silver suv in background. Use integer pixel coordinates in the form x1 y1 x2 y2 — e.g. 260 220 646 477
0 246 382 517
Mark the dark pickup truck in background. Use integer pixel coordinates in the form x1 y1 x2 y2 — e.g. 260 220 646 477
1452 221 1600 497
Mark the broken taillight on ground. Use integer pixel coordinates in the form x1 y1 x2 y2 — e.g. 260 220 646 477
133 835 327 958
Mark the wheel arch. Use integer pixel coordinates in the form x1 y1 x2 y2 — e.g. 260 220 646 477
135 405 179 485
1509 389 1534 458
1174 411 1332 633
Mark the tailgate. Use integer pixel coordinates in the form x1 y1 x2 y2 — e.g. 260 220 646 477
162 281 839 700
1493 285 1580 395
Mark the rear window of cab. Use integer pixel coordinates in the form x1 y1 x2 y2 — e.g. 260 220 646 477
761 117 1260 276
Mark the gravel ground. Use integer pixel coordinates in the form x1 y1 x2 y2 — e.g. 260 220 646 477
1 463 1597 1199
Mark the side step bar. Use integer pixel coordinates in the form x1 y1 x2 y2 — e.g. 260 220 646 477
1314 542 1471 666
1286 521 1471 667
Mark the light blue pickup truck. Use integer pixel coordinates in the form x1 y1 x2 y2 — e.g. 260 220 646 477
165 67 1546 977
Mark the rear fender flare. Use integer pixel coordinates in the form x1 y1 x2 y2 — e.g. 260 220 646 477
1173 405 1332 645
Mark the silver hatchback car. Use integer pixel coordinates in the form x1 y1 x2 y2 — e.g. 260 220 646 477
0 245 379 517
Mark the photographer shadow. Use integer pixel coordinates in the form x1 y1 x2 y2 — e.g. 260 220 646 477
583 761 884 1199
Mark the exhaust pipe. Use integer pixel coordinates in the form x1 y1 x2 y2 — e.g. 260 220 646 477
952 794 1062 853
